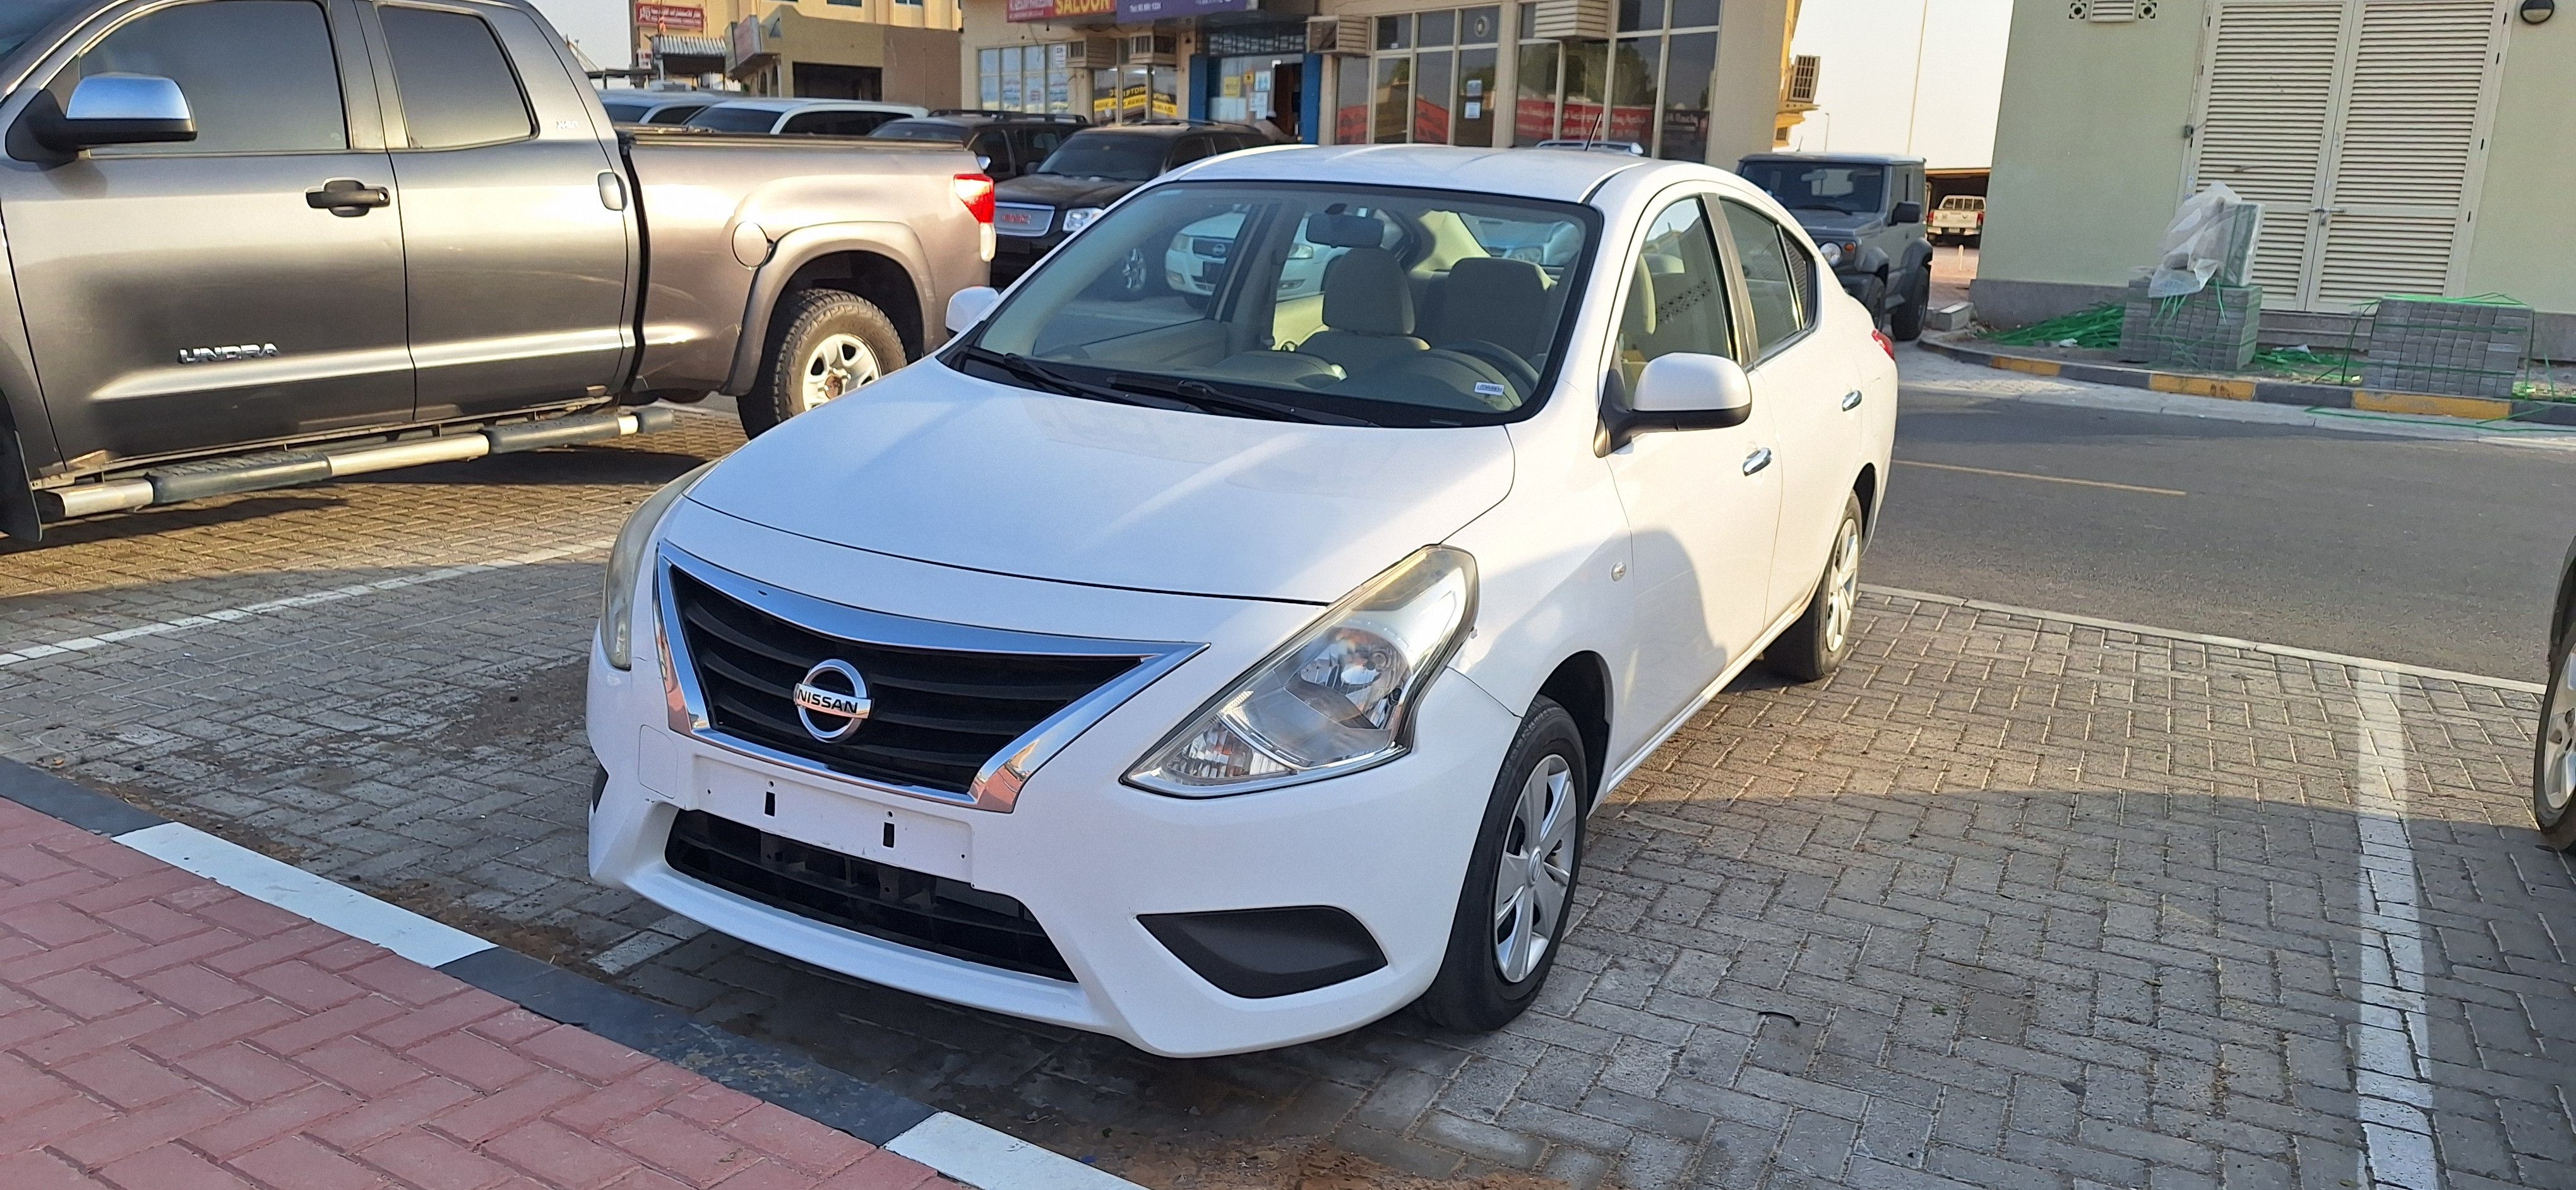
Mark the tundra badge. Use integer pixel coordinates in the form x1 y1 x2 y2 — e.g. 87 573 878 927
177 343 280 364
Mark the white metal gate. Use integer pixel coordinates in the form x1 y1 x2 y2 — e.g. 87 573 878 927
2186 0 2507 311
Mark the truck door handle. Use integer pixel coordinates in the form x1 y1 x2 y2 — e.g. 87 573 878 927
1742 447 1773 476
1841 389 1864 411
306 179 390 214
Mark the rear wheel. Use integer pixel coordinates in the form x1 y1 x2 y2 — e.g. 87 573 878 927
742 289 905 438
1419 698 1588 1033
2537 630 2576 850
1765 493 1866 683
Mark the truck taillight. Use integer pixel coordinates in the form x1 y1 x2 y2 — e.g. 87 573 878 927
953 174 995 224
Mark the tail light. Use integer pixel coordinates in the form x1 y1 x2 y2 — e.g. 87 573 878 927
1871 328 1895 358
953 174 996 223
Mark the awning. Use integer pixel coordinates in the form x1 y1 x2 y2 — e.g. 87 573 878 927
651 35 727 58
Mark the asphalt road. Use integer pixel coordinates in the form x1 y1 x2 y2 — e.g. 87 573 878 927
1872 349 2576 679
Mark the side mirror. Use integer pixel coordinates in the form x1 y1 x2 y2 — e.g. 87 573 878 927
976 154 993 172
945 285 1000 335
1603 352 1752 452
1891 200 1924 225
27 74 196 153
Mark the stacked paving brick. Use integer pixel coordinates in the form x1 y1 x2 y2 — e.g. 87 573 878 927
2116 277 2262 371
2359 296 2532 399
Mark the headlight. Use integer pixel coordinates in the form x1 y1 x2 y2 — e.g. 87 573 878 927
1818 241 1842 266
1061 207 1104 235
599 462 713 670
1127 546 1476 796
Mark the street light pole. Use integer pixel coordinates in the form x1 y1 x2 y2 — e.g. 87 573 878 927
1904 0 1930 153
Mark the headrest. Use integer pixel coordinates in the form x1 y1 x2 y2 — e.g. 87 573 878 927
1306 212 1384 249
1429 258 1549 351
1322 248 1414 336
1623 260 1656 337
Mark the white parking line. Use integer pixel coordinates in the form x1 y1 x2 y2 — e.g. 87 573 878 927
115 822 494 968
886 1111 1144 1190
2349 671 2443 1190
0 537 614 669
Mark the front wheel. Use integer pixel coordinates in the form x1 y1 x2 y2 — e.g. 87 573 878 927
1890 267 1929 342
741 289 905 439
2536 631 2576 850
1417 698 1589 1033
1765 493 1866 683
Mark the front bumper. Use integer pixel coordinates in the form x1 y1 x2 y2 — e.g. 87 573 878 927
587 510 1520 1057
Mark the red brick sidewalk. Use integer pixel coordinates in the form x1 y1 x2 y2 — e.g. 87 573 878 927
0 796 963 1190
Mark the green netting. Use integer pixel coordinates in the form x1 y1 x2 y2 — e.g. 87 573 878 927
1981 303 2121 349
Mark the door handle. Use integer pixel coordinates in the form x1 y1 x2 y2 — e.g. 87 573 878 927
306 179 390 215
1841 389 1864 411
1742 447 1773 476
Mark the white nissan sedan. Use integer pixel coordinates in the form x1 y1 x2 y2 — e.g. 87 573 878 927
587 145 1897 1057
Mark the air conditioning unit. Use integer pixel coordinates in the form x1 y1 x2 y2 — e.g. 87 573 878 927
1075 36 1118 69
1786 55 1822 107
1307 15 1367 56
1528 0 1612 40
1122 33 1176 66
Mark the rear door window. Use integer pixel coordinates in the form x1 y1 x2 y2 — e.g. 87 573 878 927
380 5 533 148
48 0 347 155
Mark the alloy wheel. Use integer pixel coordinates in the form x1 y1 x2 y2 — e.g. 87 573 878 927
1491 753 1577 983
2546 649 2576 819
1822 520 1863 655
796 333 881 413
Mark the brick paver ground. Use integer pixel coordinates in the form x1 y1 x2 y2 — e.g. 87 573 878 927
2 411 2568 1189
0 793 957 1189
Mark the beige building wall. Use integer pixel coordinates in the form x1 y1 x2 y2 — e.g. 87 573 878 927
1977 0 2576 340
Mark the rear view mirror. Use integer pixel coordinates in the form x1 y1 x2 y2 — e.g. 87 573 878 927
1604 352 1753 452
25 73 196 154
946 285 1000 334
1892 200 1924 225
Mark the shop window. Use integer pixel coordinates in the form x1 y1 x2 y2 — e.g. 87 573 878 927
1368 6 1501 148
1515 0 1718 160
976 42 1083 117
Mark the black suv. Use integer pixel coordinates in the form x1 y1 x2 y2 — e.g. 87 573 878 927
987 121 1275 285
1737 152 1934 340
868 110 1088 182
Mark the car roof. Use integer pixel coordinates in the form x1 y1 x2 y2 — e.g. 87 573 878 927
1070 121 1257 139
698 98 922 114
1183 145 1656 204
1738 152 1927 167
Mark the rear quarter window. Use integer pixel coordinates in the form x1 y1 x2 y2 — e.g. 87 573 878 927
380 5 534 148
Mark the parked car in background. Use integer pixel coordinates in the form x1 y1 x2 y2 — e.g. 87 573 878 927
599 88 723 126
989 121 1277 287
0 0 991 542
685 97 929 138
869 110 1086 181
587 144 1898 1057
2539 534 2576 850
1929 195 1984 246
1736 152 1933 340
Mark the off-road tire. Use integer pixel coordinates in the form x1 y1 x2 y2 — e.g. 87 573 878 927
741 289 905 439
1418 698 1589 1033
1890 267 1929 342
1765 493 1867 682
2536 627 2576 851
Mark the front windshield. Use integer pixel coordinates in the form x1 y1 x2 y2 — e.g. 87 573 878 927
684 105 783 133
1738 162 1887 217
1034 133 1166 181
0 0 85 59
958 183 1596 427
871 119 967 143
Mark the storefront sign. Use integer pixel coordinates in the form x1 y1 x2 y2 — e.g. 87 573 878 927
1116 0 1258 20
635 3 703 31
1009 0 1118 20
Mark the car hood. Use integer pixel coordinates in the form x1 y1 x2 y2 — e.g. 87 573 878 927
681 363 1516 604
1790 210 1882 239
994 172 1140 209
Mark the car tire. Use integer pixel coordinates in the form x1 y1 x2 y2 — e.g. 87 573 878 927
1417 697 1589 1033
1105 246 1153 301
1890 267 1929 342
741 289 905 439
2536 628 2576 851
1765 493 1866 683
1859 272 1890 331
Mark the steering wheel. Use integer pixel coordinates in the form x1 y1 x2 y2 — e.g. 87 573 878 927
1435 340 1542 403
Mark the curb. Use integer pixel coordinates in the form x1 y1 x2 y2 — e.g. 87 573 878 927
1917 334 2576 428
0 757 1143 1190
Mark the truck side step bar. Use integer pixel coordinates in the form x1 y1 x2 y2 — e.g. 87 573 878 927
39 407 681 522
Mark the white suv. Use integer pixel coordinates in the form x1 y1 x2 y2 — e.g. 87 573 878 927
587 145 1897 1057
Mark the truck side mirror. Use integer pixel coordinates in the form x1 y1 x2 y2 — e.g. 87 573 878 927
1891 200 1923 225
23 74 196 154
945 286 1000 334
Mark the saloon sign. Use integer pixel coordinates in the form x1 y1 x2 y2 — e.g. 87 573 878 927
635 3 705 31
1006 0 1119 19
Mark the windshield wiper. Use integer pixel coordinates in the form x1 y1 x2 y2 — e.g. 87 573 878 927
957 346 1192 411
1104 373 1375 427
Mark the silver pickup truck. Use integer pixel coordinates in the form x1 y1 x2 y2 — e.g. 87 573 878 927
0 0 992 543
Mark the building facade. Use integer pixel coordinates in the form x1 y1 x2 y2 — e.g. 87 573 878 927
1976 0 2576 354
632 0 964 108
958 0 1791 167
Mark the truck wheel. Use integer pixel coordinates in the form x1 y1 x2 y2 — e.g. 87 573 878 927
742 289 905 438
1889 268 1929 342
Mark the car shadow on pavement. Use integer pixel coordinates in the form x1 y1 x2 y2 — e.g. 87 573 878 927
0 493 349 555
